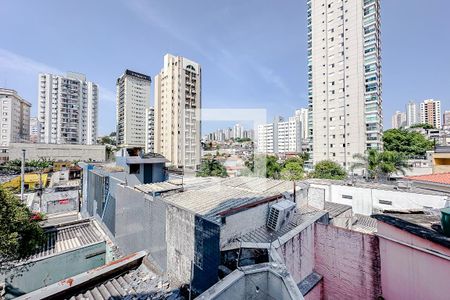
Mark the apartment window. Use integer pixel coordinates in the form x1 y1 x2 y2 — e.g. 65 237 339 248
342 194 352 199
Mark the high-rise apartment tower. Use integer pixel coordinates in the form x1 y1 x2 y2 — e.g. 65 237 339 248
38 72 98 144
308 0 382 168
154 54 201 169
0 88 31 146
420 99 441 129
116 70 151 148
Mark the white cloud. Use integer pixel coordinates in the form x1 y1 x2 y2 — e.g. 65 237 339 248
0 48 116 103
0 48 62 75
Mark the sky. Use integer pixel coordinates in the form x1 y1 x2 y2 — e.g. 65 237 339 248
0 0 449 135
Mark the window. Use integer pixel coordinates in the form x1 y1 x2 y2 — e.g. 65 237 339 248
342 194 353 199
379 199 392 205
129 164 140 174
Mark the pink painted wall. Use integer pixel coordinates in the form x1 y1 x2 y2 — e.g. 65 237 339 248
378 222 450 300
314 223 382 299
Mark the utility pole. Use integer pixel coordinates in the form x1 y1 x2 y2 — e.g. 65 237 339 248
20 149 25 201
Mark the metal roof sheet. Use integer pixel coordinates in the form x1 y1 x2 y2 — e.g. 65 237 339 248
68 264 174 300
134 182 181 194
324 201 352 218
163 177 298 220
24 219 104 261
237 206 323 244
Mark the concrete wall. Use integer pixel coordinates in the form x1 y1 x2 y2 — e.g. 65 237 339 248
199 266 303 300
4 242 105 299
114 186 167 271
166 204 196 285
9 143 105 162
277 224 315 285
314 224 382 299
378 222 450 300
220 201 273 247
304 281 323 300
308 183 449 215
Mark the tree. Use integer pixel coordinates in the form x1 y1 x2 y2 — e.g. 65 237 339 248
410 123 434 129
100 136 115 145
0 186 45 271
243 154 282 179
197 158 228 178
311 160 347 180
280 157 304 180
383 129 434 157
351 149 410 180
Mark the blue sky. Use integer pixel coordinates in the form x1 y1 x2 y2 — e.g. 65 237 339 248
0 0 449 135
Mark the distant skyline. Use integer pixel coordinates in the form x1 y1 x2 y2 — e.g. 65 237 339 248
0 0 449 135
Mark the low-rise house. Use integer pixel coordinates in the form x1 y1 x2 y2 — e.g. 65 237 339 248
2 219 110 299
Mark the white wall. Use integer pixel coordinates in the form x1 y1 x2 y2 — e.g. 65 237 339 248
308 183 449 215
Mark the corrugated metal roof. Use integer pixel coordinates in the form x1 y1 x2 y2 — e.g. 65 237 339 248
163 177 300 221
135 182 181 194
237 206 323 244
24 219 104 261
68 264 175 300
324 201 352 218
351 214 377 234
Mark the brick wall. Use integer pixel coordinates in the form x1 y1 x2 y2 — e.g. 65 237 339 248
314 223 382 299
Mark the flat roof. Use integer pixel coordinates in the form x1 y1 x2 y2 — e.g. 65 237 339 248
306 178 448 196
373 212 450 249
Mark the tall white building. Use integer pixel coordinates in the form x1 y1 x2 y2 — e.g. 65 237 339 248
154 54 201 169
308 0 382 168
38 72 98 144
116 70 151 148
406 101 419 128
257 115 302 154
295 108 309 140
233 123 243 139
391 111 406 129
0 88 31 147
420 99 441 129
29 117 40 143
145 107 155 153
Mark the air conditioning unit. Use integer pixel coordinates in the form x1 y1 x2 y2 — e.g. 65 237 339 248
267 200 296 231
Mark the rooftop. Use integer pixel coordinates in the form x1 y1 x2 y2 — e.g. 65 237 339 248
163 177 302 222
373 211 450 249
406 173 450 185
135 182 182 194
19 251 180 300
235 206 326 245
22 219 105 262
305 178 448 196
